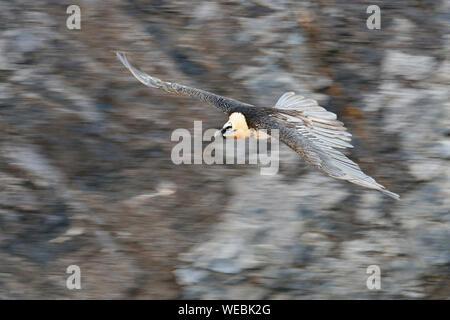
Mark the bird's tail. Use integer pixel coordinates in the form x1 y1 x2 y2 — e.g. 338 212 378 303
321 160 400 200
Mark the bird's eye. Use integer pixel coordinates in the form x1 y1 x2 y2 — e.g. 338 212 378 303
224 125 232 130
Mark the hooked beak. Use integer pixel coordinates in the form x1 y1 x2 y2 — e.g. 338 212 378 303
214 128 226 138
215 122 232 138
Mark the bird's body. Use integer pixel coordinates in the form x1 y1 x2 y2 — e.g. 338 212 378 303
116 52 399 200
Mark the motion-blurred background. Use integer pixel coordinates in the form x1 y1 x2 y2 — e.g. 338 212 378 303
0 0 448 299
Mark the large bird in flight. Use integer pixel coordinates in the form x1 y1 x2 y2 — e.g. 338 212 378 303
116 52 399 200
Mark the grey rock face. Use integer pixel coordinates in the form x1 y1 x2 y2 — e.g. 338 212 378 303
382 50 437 81
0 0 448 299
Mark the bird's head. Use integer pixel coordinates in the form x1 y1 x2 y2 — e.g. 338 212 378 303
217 112 250 139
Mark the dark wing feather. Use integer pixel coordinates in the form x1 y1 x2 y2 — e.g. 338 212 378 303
270 92 399 200
116 52 253 114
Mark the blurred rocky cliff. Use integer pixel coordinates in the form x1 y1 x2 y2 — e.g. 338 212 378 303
0 0 448 299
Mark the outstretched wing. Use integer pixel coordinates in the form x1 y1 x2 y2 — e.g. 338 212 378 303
116 52 252 114
271 92 399 200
